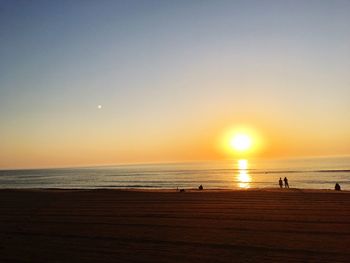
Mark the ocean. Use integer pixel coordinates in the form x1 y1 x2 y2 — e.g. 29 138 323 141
0 156 349 190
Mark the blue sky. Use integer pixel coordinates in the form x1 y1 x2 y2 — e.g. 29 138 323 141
1 0 350 168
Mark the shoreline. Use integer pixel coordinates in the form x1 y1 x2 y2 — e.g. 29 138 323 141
0 187 348 193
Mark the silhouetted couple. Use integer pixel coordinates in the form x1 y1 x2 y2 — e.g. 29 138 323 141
279 177 289 188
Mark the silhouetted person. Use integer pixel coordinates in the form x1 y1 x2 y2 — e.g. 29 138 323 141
335 183 341 191
199 184 203 190
279 178 283 188
283 177 289 188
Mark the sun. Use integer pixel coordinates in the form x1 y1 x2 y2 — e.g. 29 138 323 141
218 125 263 156
230 134 252 152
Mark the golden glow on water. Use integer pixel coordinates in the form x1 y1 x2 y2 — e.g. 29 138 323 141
236 159 251 188
238 159 248 169
238 170 250 183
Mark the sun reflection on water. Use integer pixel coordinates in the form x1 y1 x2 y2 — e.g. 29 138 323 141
237 159 251 188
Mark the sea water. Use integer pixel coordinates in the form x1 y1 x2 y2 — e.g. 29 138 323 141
0 156 349 190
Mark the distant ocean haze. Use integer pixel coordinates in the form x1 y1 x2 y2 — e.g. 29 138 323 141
0 157 349 190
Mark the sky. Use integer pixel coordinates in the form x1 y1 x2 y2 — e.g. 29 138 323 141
0 0 350 169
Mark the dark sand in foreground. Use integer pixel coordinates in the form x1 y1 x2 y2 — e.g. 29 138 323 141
1 189 350 262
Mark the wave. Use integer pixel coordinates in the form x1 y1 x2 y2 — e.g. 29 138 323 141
96 185 161 188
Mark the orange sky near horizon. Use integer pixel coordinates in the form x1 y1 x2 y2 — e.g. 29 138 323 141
1 115 349 169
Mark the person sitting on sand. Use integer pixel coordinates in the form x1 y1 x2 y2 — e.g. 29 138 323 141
198 184 203 190
279 178 283 188
335 183 341 191
283 177 289 188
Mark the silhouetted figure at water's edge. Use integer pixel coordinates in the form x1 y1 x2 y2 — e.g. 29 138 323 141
279 178 283 188
335 183 341 191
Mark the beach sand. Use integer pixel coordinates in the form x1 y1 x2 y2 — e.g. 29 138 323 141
0 189 349 262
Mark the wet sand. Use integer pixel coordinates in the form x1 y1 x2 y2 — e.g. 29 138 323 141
0 189 350 262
